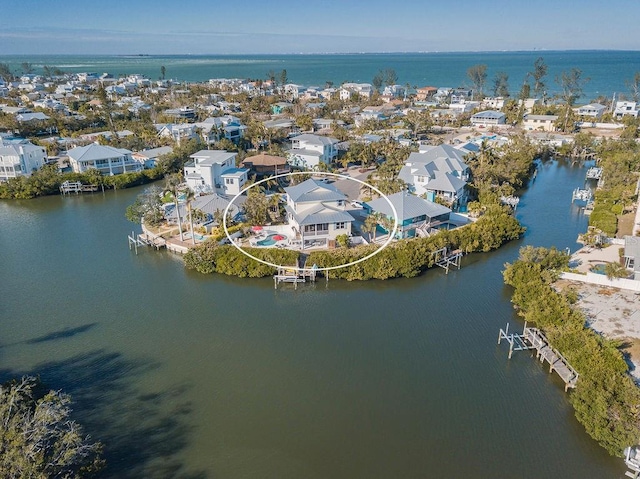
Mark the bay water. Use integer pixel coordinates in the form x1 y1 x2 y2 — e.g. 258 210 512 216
0 160 628 477
2 50 640 101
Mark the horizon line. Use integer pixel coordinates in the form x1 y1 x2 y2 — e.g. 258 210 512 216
1 48 639 57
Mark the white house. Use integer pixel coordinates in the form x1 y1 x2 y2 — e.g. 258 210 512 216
339 83 373 100
398 144 470 207
156 123 199 144
284 178 354 249
614 101 639 120
287 134 338 169
470 110 506 127
196 116 246 145
575 103 607 119
0 139 46 181
522 114 558 132
67 143 139 175
184 149 248 195
220 168 249 196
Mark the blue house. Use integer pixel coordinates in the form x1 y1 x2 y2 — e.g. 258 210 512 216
364 191 451 238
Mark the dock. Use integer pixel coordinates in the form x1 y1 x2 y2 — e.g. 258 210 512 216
274 256 323 289
127 231 167 254
586 166 602 180
60 180 100 194
571 188 592 203
432 247 463 274
497 322 579 392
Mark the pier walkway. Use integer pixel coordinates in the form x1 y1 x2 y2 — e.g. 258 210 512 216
498 322 579 392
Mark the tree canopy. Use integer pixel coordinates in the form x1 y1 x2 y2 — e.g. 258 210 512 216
0 376 104 478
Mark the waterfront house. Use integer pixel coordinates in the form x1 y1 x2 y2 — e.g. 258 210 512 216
287 133 338 169
184 149 246 195
398 144 469 207
0 138 46 181
522 114 558 132
241 153 290 176
284 178 354 249
131 146 173 169
575 103 606 119
364 191 451 239
67 143 139 175
165 192 246 229
614 101 640 120
470 110 506 127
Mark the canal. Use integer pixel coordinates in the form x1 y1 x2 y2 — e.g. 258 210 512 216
0 159 628 478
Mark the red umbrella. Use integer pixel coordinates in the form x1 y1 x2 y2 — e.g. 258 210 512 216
273 235 285 241
251 225 263 232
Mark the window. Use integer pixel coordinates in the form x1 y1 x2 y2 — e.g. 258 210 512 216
304 225 316 233
337 200 344 206
225 178 233 184
335 222 346 229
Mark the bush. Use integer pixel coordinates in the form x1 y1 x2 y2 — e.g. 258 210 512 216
184 243 299 277
503 247 640 456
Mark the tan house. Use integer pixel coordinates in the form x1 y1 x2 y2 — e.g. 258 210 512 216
522 114 558 132
241 153 290 176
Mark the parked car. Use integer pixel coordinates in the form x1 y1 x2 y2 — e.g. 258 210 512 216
350 200 364 208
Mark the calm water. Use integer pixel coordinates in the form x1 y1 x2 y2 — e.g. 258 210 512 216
2 50 640 100
0 160 629 478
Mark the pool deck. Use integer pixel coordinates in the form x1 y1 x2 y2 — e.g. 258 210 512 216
569 243 623 274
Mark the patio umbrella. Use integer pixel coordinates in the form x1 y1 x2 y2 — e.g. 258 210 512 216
251 225 263 232
273 235 285 241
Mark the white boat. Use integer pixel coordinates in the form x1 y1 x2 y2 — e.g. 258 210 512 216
624 446 640 478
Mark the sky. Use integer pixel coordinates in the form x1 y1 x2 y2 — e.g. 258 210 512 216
2 0 640 55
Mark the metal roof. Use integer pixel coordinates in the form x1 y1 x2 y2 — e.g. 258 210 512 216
365 191 450 221
286 203 354 226
284 179 346 203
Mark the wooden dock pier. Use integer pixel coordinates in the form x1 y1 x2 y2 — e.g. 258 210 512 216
498 322 579 392
60 181 100 194
128 231 167 254
432 247 463 274
274 256 324 289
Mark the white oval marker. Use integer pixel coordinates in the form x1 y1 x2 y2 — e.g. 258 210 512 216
222 171 399 272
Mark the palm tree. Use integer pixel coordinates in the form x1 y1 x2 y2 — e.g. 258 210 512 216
362 212 383 242
165 173 185 241
604 262 628 281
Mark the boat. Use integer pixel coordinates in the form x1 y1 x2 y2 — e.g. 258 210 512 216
624 446 640 478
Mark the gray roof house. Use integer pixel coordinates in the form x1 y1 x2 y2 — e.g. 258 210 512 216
284 179 354 248
470 110 506 126
623 235 640 280
67 143 139 175
398 144 470 207
365 191 451 238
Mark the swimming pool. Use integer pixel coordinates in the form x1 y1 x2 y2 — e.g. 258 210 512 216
590 263 607 275
256 233 287 247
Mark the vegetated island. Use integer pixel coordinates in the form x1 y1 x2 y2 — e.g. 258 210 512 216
504 137 640 458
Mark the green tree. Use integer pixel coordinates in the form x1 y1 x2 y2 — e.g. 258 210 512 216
125 185 164 226
467 64 488 99
0 62 13 81
160 65 166 80
0 376 104 478
492 71 510 97
165 173 185 241
556 68 589 132
531 57 548 100
20 62 34 74
243 189 270 226
627 72 640 103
